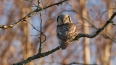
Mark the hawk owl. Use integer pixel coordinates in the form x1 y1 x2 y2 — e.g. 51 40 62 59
56 14 77 49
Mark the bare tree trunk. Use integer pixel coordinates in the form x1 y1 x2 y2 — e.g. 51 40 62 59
80 0 90 64
14 0 34 65
21 11 34 65
102 0 113 65
1 10 15 65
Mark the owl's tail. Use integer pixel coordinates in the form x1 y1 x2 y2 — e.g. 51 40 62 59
60 41 69 49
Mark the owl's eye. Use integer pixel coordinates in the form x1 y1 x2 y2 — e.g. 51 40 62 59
68 16 71 22
57 16 60 22
59 16 63 21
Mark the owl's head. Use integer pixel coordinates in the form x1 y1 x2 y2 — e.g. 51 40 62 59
57 14 72 25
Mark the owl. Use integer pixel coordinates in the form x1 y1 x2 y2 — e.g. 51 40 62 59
56 14 77 49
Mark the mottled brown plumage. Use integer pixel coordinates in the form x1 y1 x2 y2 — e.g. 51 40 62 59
56 14 77 49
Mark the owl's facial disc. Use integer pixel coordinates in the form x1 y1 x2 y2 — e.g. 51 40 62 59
57 14 72 25
61 15 69 23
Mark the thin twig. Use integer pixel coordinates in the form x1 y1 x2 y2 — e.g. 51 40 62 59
28 22 40 32
45 0 52 7
39 11 43 53
37 0 44 53
28 21 46 44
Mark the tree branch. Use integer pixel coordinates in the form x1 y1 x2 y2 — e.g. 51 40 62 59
74 12 116 40
13 46 60 65
0 0 69 30
64 62 97 65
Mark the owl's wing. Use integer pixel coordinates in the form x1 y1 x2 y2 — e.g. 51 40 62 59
57 24 68 41
67 23 77 34
66 23 77 40
57 23 77 41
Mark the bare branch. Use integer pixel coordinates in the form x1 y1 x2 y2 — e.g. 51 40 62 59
38 3 43 53
0 0 69 30
64 62 98 65
13 46 60 65
74 12 116 40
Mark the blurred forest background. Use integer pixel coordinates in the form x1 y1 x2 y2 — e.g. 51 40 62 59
0 0 116 65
